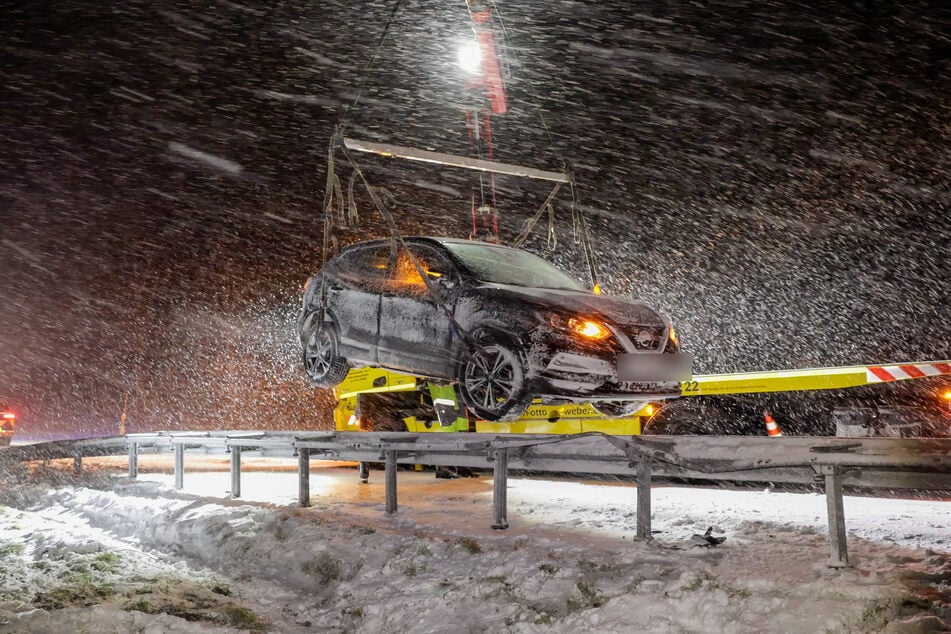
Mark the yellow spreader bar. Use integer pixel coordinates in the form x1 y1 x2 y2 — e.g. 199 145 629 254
681 360 951 397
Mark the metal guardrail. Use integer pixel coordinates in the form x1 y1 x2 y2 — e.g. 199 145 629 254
4 431 950 568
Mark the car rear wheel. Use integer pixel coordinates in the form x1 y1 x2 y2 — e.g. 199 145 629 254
458 339 531 422
303 322 349 387
591 400 645 418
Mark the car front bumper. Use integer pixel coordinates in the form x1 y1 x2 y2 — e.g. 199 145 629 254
529 340 689 402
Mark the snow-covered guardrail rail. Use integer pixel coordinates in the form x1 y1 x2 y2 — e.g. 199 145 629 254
4 431 950 568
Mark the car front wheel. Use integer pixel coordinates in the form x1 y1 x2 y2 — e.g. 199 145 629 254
458 340 531 422
303 322 349 387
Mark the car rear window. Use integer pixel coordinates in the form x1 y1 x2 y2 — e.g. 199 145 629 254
444 242 584 290
326 244 392 290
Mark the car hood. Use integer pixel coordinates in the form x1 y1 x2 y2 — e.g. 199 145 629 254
482 284 669 327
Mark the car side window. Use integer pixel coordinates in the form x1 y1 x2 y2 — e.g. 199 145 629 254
328 245 391 292
412 245 455 282
385 245 456 296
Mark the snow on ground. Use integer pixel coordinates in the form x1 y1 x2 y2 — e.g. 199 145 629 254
0 455 949 633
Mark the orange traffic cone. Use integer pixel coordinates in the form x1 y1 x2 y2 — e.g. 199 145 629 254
763 410 783 437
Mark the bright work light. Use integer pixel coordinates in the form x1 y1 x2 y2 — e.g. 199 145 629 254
458 42 482 73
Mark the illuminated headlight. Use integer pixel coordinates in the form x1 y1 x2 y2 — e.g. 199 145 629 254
540 312 613 341
542 312 613 341
664 325 681 352
668 325 679 347
568 318 611 340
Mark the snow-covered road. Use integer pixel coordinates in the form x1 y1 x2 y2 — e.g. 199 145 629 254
1 457 948 632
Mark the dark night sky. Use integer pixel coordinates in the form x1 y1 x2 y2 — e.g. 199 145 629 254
1 0 948 438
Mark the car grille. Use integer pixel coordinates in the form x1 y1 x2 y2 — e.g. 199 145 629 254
616 325 666 351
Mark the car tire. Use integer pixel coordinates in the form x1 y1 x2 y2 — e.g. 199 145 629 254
303 321 349 387
457 337 531 422
591 400 645 418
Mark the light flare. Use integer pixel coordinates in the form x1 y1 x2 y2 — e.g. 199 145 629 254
458 42 482 73
568 318 610 340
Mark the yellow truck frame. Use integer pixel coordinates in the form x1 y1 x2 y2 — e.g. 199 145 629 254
333 361 951 436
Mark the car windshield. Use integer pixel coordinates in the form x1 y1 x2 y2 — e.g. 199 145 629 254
443 242 585 290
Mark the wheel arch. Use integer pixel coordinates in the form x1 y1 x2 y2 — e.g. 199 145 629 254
465 321 526 353
300 307 339 344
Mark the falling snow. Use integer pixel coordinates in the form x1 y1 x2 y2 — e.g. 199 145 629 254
2 2 949 629
3 1 947 438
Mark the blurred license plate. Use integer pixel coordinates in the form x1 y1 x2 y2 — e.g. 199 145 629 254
617 353 692 382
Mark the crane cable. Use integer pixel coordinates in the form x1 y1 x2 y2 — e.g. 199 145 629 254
338 0 405 135
317 0 405 335
322 0 405 266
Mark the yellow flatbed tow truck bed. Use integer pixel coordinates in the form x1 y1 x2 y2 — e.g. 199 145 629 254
332 361 951 435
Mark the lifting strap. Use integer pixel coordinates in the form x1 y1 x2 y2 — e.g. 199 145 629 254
511 172 601 293
571 178 601 293
512 181 562 249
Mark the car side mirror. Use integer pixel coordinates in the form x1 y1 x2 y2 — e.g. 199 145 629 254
435 275 457 290
427 269 457 289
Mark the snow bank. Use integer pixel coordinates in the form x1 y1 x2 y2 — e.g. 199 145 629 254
0 460 948 632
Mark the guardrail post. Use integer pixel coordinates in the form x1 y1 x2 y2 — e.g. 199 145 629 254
636 457 652 539
230 446 241 499
174 443 184 490
128 442 138 479
298 448 310 507
821 465 849 568
492 448 509 530
385 451 398 514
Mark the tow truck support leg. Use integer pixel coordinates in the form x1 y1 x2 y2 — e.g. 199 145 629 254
298 448 310 507
385 451 398 514
492 448 509 529
636 458 652 539
230 447 241 499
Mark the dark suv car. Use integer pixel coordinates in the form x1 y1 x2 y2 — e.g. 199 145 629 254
299 237 690 421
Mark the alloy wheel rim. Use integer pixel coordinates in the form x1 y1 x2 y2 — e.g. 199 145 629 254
305 329 333 377
465 345 517 412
